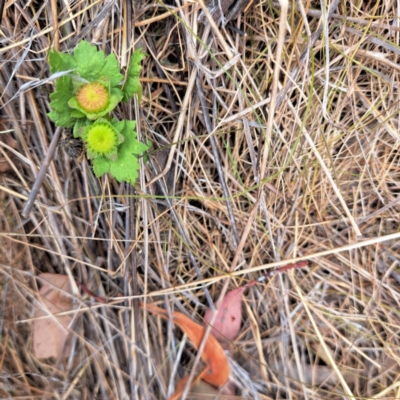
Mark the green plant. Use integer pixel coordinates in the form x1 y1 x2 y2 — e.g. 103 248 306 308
48 40 148 184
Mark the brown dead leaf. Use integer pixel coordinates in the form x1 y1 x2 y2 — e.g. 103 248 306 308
33 273 74 359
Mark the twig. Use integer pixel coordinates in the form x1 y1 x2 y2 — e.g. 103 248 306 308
21 126 62 218
74 279 107 303
246 260 308 287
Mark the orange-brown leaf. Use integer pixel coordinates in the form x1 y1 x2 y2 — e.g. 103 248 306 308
144 303 230 388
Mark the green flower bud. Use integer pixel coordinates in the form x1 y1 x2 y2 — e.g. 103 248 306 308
83 120 124 160
76 82 110 113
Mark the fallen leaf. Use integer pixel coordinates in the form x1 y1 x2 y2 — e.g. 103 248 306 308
143 303 230 399
33 273 74 359
203 287 245 348
0 133 18 173
203 262 309 347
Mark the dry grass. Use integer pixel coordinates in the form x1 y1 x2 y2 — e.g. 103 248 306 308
1 0 400 399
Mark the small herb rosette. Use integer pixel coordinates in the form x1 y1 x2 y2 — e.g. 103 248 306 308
48 40 148 185
48 40 145 128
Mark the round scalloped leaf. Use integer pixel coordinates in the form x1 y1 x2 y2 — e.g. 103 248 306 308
73 41 123 86
92 120 148 184
99 54 123 87
49 49 77 74
47 76 77 127
73 41 106 82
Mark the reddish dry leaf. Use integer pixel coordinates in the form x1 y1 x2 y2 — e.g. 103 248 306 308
203 262 309 347
33 273 74 359
203 287 245 347
143 303 230 398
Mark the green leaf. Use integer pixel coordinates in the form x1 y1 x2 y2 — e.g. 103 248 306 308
136 84 142 104
92 120 148 184
49 49 77 73
122 49 146 102
73 118 91 138
111 87 123 98
48 76 76 127
47 110 75 128
49 76 73 109
92 157 112 178
130 49 146 76
70 109 85 118
100 53 123 87
74 41 106 82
